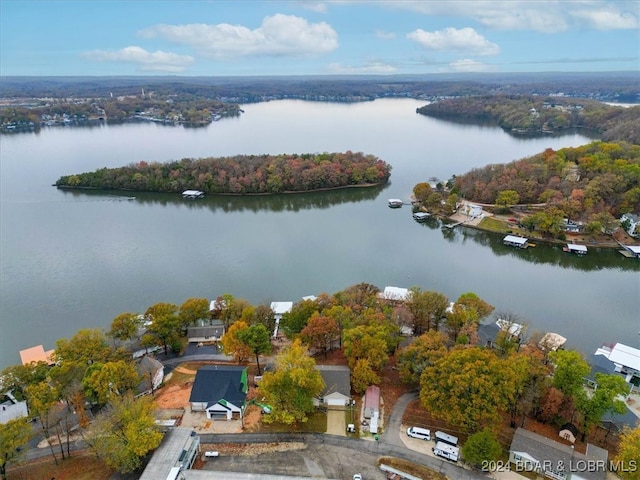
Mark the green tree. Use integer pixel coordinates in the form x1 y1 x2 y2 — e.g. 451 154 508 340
548 349 591 398
259 340 324 425
0 417 31 480
108 312 140 344
614 426 640 479
280 299 318 337
82 360 141 405
237 324 272 376
88 394 163 474
178 297 209 329
397 331 448 384
343 324 389 372
55 328 122 366
575 373 630 442
419 346 517 430
462 428 503 467
406 288 449 334
413 182 433 204
496 189 520 209
0 361 50 400
25 381 63 464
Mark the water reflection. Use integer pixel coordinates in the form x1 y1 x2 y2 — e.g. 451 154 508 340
56 183 389 213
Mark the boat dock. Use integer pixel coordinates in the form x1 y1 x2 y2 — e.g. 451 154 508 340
503 234 529 248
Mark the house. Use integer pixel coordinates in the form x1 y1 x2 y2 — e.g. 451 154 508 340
270 301 293 338
477 319 524 348
509 428 608 480
19 344 55 366
187 320 225 343
463 203 483 218
594 343 640 385
539 332 567 352
314 365 351 408
364 385 380 419
558 423 579 444
189 365 248 420
135 356 164 397
620 213 640 237
0 391 28 424
379 286 410 302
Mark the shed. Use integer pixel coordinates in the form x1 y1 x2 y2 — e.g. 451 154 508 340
558 423 579 444
364 385 380 419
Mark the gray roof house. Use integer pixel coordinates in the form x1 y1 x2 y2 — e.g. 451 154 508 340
1 391 28 424
314 365 351 408
189 365 248 420
187 320 225 343
509 428 608 480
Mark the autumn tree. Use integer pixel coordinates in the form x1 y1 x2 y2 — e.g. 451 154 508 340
108 312 141 345
406 287 446 335
220 321 252 364
280 299 318 337
419 346 517 431
0 361 50 400
343 324 389 372
351 358 380 394
87 394 163 473
259 340 324 425
82 360 141 405
444 303 478 343
300 314 340 357
397 331 448 384
495 189 520 210
55 328 123 366
237 323 272 376
548 349 591 398
178 297 209 329
144 302 180 354
413 182 433 204
614 426 640 479
462 428 503 467
255 304 276 335
25 381 63 464
0 418 31 480
323 305 356 348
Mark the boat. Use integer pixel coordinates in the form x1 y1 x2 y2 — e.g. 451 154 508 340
413 212 431 222
182 190 205 199
388 199 403 208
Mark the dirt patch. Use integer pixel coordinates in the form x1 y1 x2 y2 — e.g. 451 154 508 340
199 441 306 456
155 381 193 409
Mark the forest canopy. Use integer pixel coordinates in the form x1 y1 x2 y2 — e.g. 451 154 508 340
54 151 392 195
453 141 640 218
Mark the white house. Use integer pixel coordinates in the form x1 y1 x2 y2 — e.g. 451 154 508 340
595 343 640 384
270 301 293 338
1 391 28 424
620 213 640 237
314 365 351 408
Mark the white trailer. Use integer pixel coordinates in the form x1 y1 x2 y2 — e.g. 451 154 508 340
433 441 459 462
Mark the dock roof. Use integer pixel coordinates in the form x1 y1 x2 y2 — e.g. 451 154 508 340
503 235 528 245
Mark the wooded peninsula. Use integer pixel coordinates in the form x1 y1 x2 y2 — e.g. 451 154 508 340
54 151 392 195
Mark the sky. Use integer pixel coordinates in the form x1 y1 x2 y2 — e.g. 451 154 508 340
0 0 638 76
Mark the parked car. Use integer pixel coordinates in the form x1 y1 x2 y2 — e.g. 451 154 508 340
353 474 362 480
406 426 431 441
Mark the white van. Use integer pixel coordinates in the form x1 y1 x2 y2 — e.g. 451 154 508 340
434 430 458 446
406 426 431 441
432 442 459 462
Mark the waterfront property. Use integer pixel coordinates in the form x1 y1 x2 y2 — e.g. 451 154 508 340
564 243 588 255
314 365 351 408
182 190 205 199
19 344 55 366
271 301 293 338
503 235 529 248
594 343 640 386
0 391 28 424
189 365 248 420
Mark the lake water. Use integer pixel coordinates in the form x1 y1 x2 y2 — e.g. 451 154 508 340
1 98 638 370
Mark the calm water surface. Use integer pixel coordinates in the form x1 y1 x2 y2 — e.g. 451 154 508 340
1 99 638 369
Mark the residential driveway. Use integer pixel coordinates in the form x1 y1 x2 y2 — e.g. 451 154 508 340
326 409 346 436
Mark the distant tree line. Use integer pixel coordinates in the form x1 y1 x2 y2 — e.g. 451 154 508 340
417 94 640 144
54 151 392 194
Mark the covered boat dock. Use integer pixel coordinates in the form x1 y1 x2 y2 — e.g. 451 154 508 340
503 235 528 248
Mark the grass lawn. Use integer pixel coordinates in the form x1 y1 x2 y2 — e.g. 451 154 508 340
477 216 510 233
7 451 114 480
255 410 328 433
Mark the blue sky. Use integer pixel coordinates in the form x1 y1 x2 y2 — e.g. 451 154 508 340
1 0 638 76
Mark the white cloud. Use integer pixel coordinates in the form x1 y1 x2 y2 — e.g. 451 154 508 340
407 27 500 56
328 61 397 74
447 58 495 72
295 1 328 13
82 46 194 72
570 7 638 30
139 14 338 59
375 30 396 40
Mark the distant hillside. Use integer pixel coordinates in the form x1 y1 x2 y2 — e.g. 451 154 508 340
54 152 392 195
454 141 640 219
417 95 640 144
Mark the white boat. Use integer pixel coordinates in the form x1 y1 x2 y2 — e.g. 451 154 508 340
388 199 403 208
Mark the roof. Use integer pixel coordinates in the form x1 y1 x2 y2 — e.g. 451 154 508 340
559 423 578 437
364 385 380 410
606 343 640 371
380 286 409 301
567 243 588 252
138 428 196 480
315 365 351 398
539 332 567 351
510 428 607 480
270 301 293 315
627 245 640 255
302 295 317 301
187 325 225 338
503 235 528 245
189 365 248 408
19 344 55 365
496 319 524 337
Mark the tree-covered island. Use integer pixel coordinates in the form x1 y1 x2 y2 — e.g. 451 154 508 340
54 151 392 194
